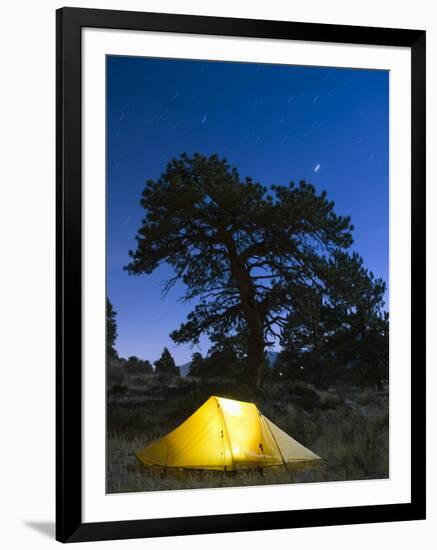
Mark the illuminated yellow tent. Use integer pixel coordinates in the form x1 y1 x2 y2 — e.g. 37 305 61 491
136 396 321 471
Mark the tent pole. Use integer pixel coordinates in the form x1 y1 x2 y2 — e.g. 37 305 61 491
216 397 234 471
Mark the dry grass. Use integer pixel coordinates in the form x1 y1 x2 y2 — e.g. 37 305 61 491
106 435 302 493
106 373 388 493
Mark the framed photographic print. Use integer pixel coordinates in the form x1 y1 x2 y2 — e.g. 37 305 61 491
56 7 426 543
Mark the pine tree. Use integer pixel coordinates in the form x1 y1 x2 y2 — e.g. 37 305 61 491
154 347 179 376
107 298 118 359
127 153 363 388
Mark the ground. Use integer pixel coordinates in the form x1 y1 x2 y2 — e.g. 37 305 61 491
106 367 388 493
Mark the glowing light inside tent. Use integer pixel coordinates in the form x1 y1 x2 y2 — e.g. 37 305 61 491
219 398 242 416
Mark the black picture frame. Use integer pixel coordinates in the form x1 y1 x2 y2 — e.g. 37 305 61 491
56 6 426 543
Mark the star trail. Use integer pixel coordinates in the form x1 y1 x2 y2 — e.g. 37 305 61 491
107 56 389 364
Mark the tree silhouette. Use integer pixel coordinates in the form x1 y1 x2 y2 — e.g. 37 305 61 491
187 352 205 377
127 153 362 388
107 298 118 359
279 286 340 385
125 355 154 374
279 251 387 387
326 251 388 388
154 347 179 376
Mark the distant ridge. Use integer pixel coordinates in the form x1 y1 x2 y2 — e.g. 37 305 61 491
178 350 278 377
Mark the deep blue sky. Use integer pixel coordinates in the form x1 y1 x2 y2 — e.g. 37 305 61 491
107 56 389 365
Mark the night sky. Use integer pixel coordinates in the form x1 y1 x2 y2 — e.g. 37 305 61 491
107 56 389 365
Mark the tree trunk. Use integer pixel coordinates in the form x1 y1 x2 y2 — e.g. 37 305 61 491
245 315 265 388
220 230 265 388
